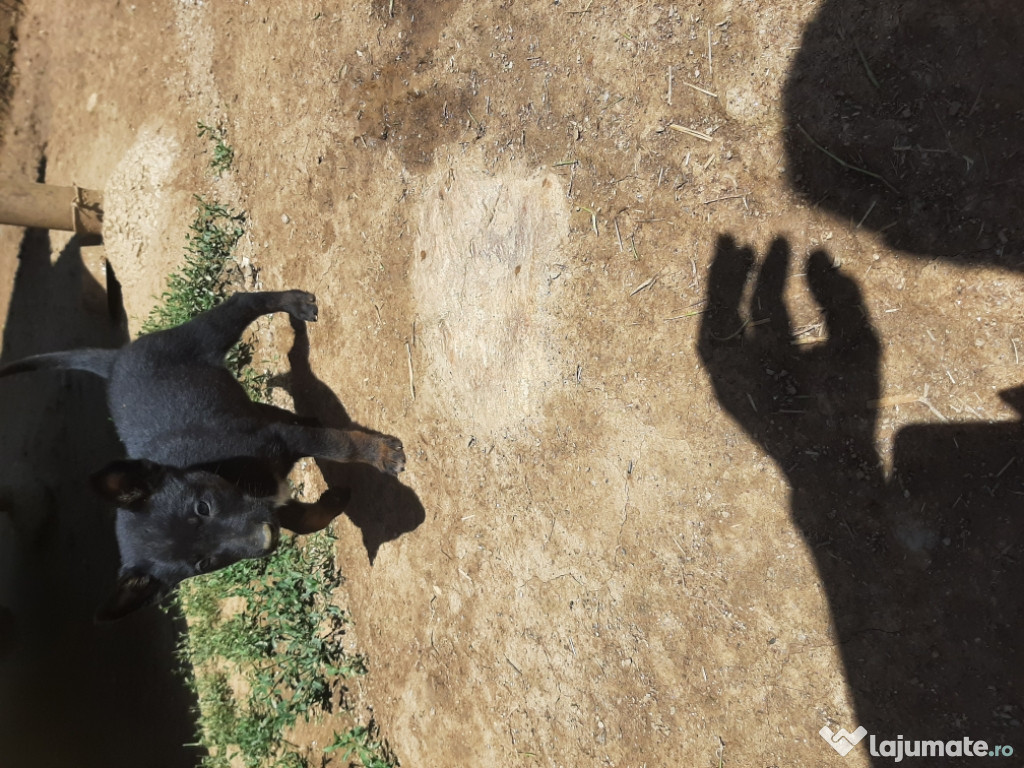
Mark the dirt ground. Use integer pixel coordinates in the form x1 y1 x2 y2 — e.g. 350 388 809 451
1 1 1022 767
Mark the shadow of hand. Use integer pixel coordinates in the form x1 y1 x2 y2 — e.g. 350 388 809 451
698 236 883 493
697 235 1024 746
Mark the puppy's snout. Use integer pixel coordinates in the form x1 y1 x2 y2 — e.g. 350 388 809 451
260 522 280 553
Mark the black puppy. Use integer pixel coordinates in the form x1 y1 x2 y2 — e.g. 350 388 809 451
0 290 405 619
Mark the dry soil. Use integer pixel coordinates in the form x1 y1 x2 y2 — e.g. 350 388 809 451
1 2 1021 767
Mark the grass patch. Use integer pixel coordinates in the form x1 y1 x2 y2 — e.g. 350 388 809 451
177 530 366 768
325 724 399 768
142 125 398 768
140 197 244 334
197 121 236 177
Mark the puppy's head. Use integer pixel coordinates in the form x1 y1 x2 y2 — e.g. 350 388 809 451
91 458 285 621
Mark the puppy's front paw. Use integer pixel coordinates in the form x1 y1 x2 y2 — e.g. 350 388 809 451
283 290 318 322
377 435 406 476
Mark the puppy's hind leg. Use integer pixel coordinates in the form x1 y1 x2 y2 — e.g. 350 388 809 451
171 291 319 364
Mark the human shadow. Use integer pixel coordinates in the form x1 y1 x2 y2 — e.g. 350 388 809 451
784 0 1024 270
282 318 425 564
698 236 1022 761
0 223 199 765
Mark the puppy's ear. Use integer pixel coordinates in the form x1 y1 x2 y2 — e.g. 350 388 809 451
91 460 166 510
96 568 166 622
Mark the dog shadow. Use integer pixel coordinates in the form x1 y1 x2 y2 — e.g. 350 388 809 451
0 206 198 764
281 317 425 564
698 235 1023 755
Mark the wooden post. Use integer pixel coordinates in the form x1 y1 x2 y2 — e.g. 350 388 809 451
0 178 104 236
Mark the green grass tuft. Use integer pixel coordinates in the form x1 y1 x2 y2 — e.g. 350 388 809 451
325 723 399 768
197 121 237 176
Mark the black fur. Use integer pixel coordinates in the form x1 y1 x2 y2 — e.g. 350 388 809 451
0 290 405 619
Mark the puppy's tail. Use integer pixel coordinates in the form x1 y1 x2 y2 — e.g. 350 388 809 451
0 348 117 379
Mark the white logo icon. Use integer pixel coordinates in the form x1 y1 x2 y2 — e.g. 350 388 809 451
820 724 868 756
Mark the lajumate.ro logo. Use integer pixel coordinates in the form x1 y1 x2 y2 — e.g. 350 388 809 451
820 724 1016 761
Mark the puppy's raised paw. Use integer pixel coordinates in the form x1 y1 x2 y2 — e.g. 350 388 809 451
283 290 318 323
377 435 406 476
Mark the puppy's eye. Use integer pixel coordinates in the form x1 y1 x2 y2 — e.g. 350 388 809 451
194 501 211 517
195 558 214 573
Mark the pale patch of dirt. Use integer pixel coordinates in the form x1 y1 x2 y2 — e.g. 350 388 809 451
412 162 569 436
104 125 191 327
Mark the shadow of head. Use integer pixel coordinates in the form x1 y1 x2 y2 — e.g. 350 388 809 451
784 0 1024 269
280 318 425 563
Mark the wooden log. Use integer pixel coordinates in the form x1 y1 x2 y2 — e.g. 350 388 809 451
0 178 104 236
